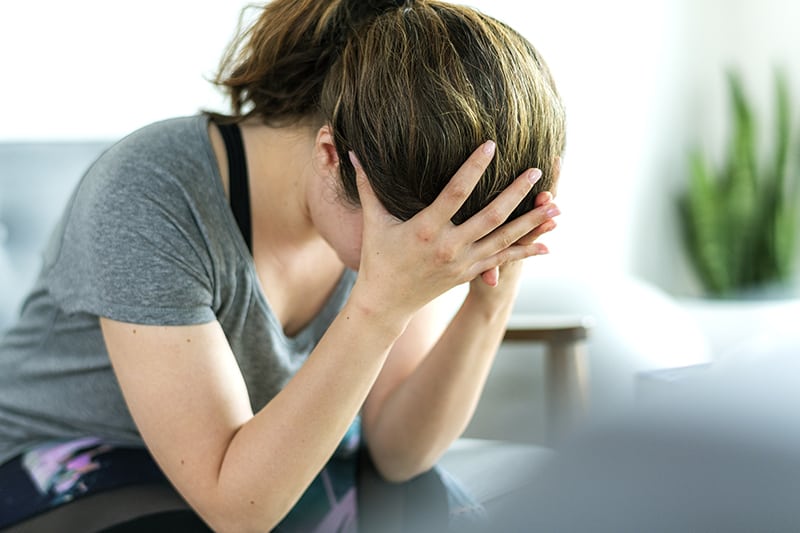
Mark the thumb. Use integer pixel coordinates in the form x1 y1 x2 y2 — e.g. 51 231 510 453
350 151 394 225
350 152 379 211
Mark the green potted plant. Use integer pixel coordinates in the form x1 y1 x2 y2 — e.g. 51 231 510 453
679 69 799 299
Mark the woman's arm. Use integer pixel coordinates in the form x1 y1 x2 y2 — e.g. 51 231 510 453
100 142 546 531
101 304 401 533
360 196 558 482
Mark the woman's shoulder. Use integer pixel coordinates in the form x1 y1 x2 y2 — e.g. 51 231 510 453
58 114 223 247
105 115 211 165
125 115 209 142
84 115 216 193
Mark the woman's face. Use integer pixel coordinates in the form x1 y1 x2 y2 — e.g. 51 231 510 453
307 125 366 270
308 172 363 271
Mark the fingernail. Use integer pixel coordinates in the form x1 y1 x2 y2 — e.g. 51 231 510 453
482 140 496 155
536 243 550 255
528 168 543 184
348 151 362 170
546 205 561 217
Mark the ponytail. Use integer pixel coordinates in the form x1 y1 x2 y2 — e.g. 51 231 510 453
214 0 409 123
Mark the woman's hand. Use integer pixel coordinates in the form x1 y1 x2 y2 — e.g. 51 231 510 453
349 141 559 324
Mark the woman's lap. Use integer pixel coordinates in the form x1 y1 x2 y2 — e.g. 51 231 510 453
1 437 490 532
2 484 204 533
0 438 196 532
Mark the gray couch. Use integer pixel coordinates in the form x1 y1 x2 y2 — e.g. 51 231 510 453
0 142 110 329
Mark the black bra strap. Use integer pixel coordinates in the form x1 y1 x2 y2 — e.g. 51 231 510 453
217 122 253 254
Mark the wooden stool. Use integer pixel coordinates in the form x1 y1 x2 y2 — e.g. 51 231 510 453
504 315 592 446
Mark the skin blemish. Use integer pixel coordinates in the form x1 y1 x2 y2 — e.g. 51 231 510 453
180 459 185 465
186 338 192 343
250 500 255 505
132 329 137 334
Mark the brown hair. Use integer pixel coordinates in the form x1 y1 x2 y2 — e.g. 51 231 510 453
215 0 566 224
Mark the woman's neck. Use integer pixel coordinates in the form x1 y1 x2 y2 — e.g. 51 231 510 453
239 120 321 248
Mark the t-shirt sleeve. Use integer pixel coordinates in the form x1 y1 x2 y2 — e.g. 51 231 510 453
45 155 217 326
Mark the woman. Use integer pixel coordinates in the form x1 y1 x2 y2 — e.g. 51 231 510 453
0 0 565 530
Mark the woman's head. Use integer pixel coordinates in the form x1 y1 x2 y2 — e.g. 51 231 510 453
216 0 565 225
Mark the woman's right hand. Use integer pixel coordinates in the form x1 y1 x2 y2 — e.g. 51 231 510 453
349 141 556 324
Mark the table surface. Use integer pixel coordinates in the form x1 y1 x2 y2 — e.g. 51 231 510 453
504 314 592 342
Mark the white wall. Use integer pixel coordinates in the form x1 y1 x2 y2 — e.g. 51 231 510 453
496 0 690 287
0 1 250 140
2 0 797 296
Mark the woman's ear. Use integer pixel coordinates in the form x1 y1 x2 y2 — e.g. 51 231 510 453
314 124 340 175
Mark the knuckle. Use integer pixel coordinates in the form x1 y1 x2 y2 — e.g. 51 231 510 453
484 207 506 228
498 228 516 249
414 223 437 243
434 243 458 265
445 182 471 203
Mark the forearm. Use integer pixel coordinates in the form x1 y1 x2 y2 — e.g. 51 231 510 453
363 288 516 481
208 299 407 531
348 143 552 481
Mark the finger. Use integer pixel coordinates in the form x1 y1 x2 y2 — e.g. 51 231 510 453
515 192 554 245
350 152 375 207
459 168 542 241
516 218 557 246
534 191 553 208
469 242 548 279
474 201 560 257
480 267 499 287
429 141 497 223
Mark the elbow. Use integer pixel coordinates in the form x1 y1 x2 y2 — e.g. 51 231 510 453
363 423 451 483
193 492 294 533
204 510 284 533
380 465 432 484
203 515 265 533
201 509 277 533
367 445 443 484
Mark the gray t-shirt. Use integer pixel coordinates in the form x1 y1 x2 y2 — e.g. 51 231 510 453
0 116 356 465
